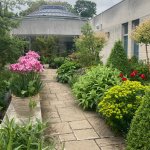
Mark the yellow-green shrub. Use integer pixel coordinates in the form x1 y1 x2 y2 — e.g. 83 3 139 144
98 81 146 134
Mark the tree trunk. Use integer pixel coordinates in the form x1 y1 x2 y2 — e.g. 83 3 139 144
145 44 150 71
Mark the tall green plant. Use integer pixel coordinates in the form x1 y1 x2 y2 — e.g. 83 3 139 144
0 117 54 149
75 23 106 67
107 40 130 74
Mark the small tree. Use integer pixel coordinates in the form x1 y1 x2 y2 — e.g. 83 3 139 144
75 23 106 67
131 19 150 65
126 88 150 150
107 40 130 74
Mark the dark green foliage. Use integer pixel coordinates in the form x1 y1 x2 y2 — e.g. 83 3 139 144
11 73 42 97
0 70 12 109
49 57 66 69
72 65 121 110
107 40 130 74
0 35 27 68
0 1 28 69
126 88 150 150
57 60 80 83
0 117 54 149
74 0 96 18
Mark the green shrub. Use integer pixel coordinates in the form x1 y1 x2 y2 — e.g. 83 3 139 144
72 65 121 110
57 60 80 83
126 88 150 150
107 40 130 74
0 117 54 149
98 81 146 134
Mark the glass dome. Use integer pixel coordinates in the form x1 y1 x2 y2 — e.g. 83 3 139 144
27 5 80 19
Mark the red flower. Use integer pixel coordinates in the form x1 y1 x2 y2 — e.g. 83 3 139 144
119 73 124 78
133 70 138 74
122 77 127 81
140 74 146 79
130 72 136 77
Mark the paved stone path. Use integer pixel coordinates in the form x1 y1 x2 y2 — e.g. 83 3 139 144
40 69 125 150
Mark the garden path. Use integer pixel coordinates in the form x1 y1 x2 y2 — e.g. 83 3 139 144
40 69 125 150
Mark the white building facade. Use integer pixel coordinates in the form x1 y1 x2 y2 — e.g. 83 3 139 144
90 0 150 63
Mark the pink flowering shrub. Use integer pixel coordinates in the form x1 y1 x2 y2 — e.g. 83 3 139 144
10 51 44 73
10 51 43 97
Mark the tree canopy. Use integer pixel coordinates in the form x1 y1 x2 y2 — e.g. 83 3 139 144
0 0 27 69
131 19 150 65
74 0 96 18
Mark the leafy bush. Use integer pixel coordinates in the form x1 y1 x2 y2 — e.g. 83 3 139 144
72 65 121 110
0 117 54 149
75 23 106 67
126 88 150 150
107 40 130 74
68 68 86 87
98 81 146 133
57 60 80 83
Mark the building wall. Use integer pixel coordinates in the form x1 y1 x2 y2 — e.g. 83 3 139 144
91 0 150 64
12 17 86 36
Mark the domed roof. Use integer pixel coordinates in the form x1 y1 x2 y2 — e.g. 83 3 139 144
27 5 80 19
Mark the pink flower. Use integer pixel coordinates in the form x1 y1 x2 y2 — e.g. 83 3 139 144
26 50 40 59
10 50 44 73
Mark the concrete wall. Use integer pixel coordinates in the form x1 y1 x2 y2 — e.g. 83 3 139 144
12 17 86 36
91 0 150 63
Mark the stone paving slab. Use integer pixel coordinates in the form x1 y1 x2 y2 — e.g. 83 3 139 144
74 129 99 140
40 69 125 150
64 140 100 150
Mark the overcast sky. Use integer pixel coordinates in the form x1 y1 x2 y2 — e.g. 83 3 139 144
53 0 123 14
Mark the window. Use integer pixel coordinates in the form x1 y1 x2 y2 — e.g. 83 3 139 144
122 23 128 54
132 19 139 58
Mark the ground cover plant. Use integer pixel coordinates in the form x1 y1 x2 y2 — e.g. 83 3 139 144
73 65 121 110
98 80 146 134
0 117 55 149
126 88 150 150
57 60 80 83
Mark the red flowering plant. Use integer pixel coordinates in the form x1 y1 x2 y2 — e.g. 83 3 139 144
119 70 146 83
119 73 128 81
